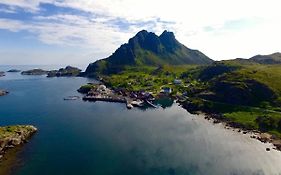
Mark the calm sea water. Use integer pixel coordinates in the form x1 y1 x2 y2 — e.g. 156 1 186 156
1 66 281 175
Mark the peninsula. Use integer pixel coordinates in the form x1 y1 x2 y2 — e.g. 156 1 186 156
80 30 281 151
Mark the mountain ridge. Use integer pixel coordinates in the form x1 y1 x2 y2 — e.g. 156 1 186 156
84 30 213 76
250 52 281 64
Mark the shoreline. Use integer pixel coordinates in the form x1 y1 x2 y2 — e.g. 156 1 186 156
79 82 281 152
177 102 281 152
0 125 37 161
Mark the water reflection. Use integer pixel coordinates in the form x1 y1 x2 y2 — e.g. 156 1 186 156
0 68 281 175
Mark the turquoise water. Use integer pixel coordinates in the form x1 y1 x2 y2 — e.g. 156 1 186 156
1 66 281 175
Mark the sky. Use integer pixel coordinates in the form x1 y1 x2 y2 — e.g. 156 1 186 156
0 0 281 67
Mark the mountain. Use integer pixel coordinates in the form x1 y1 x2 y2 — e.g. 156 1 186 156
84 30 213 76
250 52 281 64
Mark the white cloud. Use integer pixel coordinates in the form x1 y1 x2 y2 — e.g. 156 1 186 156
0 0 52 12
0 0 281 63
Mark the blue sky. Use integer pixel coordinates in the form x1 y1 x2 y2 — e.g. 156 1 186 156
0 0 281 67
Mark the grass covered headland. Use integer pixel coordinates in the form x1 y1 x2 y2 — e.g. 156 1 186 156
82 61 281 139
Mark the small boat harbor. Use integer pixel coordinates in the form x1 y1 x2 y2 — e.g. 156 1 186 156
81 84 158 109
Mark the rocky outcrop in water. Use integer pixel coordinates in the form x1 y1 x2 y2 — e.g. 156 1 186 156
47 66 81 77
21 69 48 75
7 69 21 73
0 125 37 159
0 72 5 77
0 90 8 96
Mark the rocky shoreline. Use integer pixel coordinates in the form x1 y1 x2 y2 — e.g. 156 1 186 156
0 125 37 160
179 102 281 152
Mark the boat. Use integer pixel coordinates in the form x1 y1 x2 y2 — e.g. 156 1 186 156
131 100 144 107
64 96 80 100
126 103 134 109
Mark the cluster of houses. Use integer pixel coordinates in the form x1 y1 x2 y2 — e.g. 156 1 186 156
159 79 182 94
83 84 126 103
82 78 187 109
87 84 111 96
129 91 155 101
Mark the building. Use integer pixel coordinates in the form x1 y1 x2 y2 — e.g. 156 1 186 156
161 87 172 94
174 79 182 85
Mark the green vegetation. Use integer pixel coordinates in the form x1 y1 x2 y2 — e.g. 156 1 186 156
88 60 281 138
47 66 81 77
180 61 281 137
81 30 281 139
84 30 212 76
100 65 198 95
0 125 36 138
21 69 48 75
77 84 97 94
250 52 281 64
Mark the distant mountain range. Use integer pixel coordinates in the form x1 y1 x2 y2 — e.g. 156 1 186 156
83 30 213 76
250 52 281 64
232 52 281 65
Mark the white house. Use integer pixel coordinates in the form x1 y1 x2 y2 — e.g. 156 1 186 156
174 79 182 85
161 87 172 94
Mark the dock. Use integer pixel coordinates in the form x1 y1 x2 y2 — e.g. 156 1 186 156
145 100 157 108
83 95 126 103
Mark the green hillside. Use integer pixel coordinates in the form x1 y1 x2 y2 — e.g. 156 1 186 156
183 61 281 137
250 52 281 64
92 60 281 137
83 30 212 77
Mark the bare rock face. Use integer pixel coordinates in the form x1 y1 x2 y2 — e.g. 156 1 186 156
0 125 37 158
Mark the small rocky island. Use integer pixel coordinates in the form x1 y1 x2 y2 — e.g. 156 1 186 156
7 69 21 73
0 90 8 96
0 72 5 77
0 125 37 159
20 66 81 77
47 66 81 77
21 69 48 75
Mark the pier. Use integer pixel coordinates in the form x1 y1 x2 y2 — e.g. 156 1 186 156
145 100 157 108
83 95 126 103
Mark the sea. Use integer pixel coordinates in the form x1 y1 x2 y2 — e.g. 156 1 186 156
0 65 281 175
